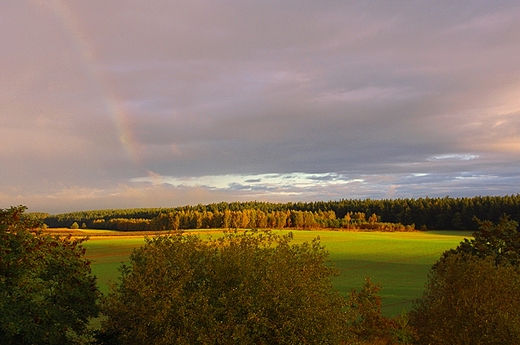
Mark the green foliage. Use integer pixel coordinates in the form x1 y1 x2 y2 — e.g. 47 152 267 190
0 206 100 345
411 217 520 344
440 215 520 266
388 312 417 345
99 230 351 344
410 253 520 345
348 278 387 341
346 278 417 345
44 195 520 231
70 221 80 229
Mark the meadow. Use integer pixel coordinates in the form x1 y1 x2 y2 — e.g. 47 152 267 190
82 229 471 316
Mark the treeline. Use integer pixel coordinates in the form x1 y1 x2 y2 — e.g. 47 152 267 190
77 210 416 232
40 194 520 231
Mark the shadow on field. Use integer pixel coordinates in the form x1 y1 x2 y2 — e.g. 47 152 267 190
422 230 473 237
331 259 433 316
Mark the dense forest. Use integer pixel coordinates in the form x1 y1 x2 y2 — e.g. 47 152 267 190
37 195 520 231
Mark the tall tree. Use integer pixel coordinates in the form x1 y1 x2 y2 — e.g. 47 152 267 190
411 216 520 344
411 253 520 345
0 206 100 345
439 215 520 266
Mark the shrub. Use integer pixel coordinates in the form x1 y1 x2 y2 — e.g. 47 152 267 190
440 215 520 266
99 230 351 344
347 278 417 345
0 206 99 344
410 252 520 345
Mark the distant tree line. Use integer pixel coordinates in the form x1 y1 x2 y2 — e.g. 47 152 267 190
39 195 520 231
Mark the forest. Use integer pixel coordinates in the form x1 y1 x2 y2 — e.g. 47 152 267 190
38 194 520 231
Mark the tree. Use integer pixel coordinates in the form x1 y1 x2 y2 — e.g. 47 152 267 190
0 206 100 345
353 212 366 223
368 213 378 224
99 230 350 344
411 216 520 344
410 253 520 345
438 215 520 267
347 278 388 342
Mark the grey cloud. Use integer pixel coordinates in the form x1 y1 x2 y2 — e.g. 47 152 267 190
1 1 519 212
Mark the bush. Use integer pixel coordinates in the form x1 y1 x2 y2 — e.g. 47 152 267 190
347 278 417 345
410 252 520 345
0 206 100 344
440 215 520 266
99 230 351 344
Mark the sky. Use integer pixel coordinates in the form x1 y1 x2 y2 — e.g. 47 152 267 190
1 0 520 214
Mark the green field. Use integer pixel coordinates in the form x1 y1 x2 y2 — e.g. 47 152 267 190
83 230 471 316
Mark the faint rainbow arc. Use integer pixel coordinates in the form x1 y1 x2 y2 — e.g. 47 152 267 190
44 0 143 167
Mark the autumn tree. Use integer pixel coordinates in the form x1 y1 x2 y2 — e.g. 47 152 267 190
410 253 520 344
98 230 350 344
440 215 520 266
0 206 99 345
411 216 520 344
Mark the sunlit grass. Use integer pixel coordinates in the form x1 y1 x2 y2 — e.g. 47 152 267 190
85 238 147 294
265 230 471 315
83 230 471 316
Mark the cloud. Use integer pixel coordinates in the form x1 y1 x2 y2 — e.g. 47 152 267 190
427 154 479 161
1 1 520 212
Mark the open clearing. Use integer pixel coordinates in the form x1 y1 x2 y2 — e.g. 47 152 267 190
80 229 471 316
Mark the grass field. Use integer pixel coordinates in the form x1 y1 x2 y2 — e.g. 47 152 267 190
82 229 471 316
286 230 471 315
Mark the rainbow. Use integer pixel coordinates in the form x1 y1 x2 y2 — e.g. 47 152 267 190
43 0 142 166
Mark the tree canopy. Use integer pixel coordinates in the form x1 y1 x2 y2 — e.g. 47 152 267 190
43 194 520 231
411 216 520 344
440 215 520 266
99 230 351 344
0 206 100 345
411 253 520 345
